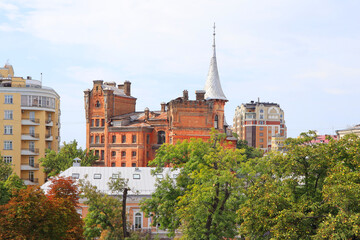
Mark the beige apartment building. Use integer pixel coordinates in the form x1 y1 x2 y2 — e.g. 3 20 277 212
0 63 60 185
233 100 286 152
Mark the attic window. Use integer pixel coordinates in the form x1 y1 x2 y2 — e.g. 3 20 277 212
112 174 119 179
95 101 101 108
72 173 80 179
94 174 101 179
156 174 164 179
133 174 140 179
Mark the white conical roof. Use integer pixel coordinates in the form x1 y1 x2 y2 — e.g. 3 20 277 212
204 26 227 101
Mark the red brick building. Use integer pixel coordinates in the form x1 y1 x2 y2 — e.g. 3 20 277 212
84 31 236 167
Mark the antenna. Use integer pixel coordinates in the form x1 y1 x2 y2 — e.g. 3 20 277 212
40 73 43 86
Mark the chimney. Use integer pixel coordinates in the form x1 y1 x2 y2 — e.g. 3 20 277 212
117 84 124 90
124 81 131 96
195 90 205 101
183 90 188 101
73 157 81 167
145 107 149 120
161 102 166 112
104 81 116 87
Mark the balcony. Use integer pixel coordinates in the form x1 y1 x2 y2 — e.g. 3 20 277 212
46 119 53 126
45 134 53 141
21 118 40 125
24 178 39 185
21 133 40 140
21 148 39 155
21 163 40 170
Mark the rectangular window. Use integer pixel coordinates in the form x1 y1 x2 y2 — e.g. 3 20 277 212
4 95 13 104
101 136 104 143
121 163 126 167
48 142 51 150
146 151 149 158
122 135 126 143
133 173 140 179
4 110 13 120
48 113 52 122
4 125 12 135
95 150 99 156
146 134 150 144
95 136 100 143
132 135 136 143
29 171 34 182
121 151 126 157
111 151 116 157
259 138 264 143
101 119 105 126
90 136 94 143
72 173 80 179
132 151 136 157
112 135 116 143
132 163 137 167
29 111 35 121
29 126 35 136
29 141 35 151
3 156 12 164
91 119 94 127
94 174 101 179
4 141 12 150
96 119 99 127
101 150 104 160
29 156 34 167
111 162 116 167
259 133 263 137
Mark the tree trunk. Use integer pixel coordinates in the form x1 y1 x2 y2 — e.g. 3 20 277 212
123 188 129 238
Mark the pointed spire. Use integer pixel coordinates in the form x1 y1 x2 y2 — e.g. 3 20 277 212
204 23 227 101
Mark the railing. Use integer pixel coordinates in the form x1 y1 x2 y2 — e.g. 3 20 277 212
25 178 39 183
46 133 52 138
22 133 40 138
21 163 40 168
46 119 52 124
22 148 39 154
22 118 40 123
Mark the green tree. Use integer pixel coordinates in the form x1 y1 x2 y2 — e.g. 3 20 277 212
142 132 248 239
238 132 360 239
79 175 128 240
236 139 263 159
0 155 12 181
40 140 98 177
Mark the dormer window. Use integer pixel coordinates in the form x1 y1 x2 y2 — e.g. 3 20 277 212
214 115 218 129
95 101 101 108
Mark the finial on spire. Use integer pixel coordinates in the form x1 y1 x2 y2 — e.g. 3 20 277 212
212 22 216 49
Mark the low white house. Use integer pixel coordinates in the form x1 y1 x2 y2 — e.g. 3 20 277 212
41 166 179 235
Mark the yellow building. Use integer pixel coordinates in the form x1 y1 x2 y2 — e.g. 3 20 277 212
0 63 60 185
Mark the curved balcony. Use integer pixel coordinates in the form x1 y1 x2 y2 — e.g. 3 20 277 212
21 118 40 125
21 148 39 155
21 133 40 140
21 163 40 170
45 134 53 141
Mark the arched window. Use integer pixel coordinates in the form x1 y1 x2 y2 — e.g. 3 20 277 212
95 101 101 108
214 115 218 129
157 131 166 144
134 212 142 229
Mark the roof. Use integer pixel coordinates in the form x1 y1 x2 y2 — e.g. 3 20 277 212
102 84 135 99
204 30 227 101
41 167 179 196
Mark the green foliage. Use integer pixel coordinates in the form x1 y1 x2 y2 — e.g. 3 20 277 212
142 132 248 239
236 139 263 159
0 174 26 205
80 175 129 240
0 155 12 181
40 140 98 177
239 132 360 239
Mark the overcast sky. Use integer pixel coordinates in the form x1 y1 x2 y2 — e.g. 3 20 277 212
1 0 359 148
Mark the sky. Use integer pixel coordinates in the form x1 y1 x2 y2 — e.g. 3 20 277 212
1 0 359 148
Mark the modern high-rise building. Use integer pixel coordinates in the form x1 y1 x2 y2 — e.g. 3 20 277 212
233 100 286 152
84 28 236 167
0 63 60 185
